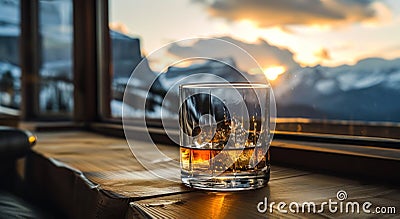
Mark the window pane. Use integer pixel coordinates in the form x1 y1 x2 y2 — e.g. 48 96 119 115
108 6 142 118
0 0 20 116
107 0 400 138
38 0 73 116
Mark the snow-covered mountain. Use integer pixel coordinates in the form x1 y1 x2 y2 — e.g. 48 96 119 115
114 56 400 122
119 56 400 122
274 58 400 122
115 58 266 118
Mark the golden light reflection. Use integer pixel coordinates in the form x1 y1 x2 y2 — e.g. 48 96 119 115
263 66 286 81
210 193 226 218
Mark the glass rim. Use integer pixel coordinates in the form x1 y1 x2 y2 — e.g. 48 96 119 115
179 82 270 89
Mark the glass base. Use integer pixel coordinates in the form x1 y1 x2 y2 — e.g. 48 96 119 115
181 167 270 191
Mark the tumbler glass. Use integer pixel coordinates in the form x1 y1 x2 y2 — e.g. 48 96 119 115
179 83 271 190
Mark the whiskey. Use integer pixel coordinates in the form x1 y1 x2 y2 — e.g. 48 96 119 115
180 145 270 175
180 145 270 190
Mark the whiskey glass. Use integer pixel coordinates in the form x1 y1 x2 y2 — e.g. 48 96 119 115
179 83 271 190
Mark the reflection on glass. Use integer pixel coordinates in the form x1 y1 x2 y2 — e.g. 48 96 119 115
108 0 400 129
109 31 142 117
0 0 20 116
39 0 73 115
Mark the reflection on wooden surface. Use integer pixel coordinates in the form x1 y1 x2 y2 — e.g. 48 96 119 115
130 174 399 218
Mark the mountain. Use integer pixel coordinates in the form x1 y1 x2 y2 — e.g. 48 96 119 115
116 58 266 118
274 57 400 122
116 56 400 123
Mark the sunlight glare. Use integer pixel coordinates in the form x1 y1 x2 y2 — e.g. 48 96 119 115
263 66 286 80
233 19 260 43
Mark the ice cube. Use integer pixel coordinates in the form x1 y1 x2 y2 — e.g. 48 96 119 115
192 118 232 149
226 118 247 148
211 150 235 172
210 120 231 149
193 125 214 149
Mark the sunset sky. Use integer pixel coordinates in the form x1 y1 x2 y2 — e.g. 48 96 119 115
109 0 400 78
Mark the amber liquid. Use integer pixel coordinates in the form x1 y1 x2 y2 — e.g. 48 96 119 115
180 146 270 176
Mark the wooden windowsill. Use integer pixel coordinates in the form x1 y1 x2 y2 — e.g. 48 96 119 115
24 130 400 218
90 122 400 182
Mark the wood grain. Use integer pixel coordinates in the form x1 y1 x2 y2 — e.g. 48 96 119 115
129 173 400 218
29 131 400 218
33 131 188 199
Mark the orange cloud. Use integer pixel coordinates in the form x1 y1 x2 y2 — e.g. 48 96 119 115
194 0 389 28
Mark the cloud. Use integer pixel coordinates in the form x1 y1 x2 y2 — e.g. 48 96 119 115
167 36 300 72
193 0 388 27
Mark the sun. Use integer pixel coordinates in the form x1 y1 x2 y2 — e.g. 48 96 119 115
263 66 286 81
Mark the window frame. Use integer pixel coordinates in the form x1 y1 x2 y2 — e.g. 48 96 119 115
18 0 75 121
12 0 400 138
20 0 40 120
15 0 400 141
13 0 400 182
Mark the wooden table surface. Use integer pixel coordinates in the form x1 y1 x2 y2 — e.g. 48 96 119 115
30 131 400 218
